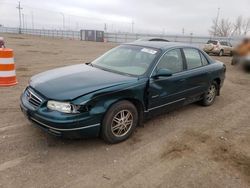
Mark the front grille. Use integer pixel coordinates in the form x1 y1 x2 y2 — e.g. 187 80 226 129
25 88 43 107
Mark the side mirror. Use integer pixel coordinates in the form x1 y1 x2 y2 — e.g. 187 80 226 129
153 68 173 78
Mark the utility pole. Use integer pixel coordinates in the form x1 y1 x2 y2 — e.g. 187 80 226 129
16 1 23 34
214 8 220 37
182 28 185 35
60 12 65 30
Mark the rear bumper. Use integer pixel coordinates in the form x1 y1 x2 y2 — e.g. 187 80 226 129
204 49 220 54
20 92 101 138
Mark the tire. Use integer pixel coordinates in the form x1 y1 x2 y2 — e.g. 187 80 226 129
201 82 218 106
101 100 138 144
218 50 224 56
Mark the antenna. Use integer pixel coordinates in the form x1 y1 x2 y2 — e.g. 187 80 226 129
16 1 23 34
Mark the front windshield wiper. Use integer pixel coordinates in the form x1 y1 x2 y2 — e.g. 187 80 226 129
93 64 137 77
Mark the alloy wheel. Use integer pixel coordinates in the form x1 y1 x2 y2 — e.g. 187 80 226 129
206 85 216 103
111 110 133 137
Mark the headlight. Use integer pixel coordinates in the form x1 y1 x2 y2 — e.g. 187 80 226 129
47 101 80 114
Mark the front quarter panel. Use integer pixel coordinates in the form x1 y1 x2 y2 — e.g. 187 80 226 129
73 78 148 124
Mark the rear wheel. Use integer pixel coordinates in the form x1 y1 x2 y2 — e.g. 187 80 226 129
218 50 224 56
201 82 218 106
101 100 138 144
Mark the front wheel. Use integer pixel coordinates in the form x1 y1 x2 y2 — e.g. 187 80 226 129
201 82 218 106
101 100 138 144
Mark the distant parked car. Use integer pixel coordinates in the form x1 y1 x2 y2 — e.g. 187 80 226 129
137 37 169 42
203 40 233 56
20 41 226 143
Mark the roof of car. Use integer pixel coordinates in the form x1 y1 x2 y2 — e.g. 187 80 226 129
136 37 169 42
126 41 194 50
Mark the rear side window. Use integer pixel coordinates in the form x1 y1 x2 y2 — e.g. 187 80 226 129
183 48 203 70
200 52 209 65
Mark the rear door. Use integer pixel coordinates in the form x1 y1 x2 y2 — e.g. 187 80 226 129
181 48 210 101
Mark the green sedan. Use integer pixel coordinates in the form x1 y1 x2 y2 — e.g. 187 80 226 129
20 41 226 143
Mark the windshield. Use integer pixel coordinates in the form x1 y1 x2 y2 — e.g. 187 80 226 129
92 45 160 76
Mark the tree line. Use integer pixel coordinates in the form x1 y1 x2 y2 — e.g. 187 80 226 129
209 16 250 37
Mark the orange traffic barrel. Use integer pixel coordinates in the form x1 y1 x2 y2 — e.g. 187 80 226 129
0 48 18 86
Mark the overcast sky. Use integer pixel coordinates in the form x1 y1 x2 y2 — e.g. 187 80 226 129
0 0 250 35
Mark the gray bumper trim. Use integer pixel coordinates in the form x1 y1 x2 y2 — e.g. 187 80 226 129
30 117 100 131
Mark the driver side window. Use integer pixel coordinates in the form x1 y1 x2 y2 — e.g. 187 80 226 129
156 49 184 74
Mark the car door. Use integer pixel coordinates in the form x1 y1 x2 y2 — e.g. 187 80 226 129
181 48 210 102
147 48 187 111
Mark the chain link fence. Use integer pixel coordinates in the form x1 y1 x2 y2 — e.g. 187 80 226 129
104 32 242 48
0 27 243 47
0 27 80 40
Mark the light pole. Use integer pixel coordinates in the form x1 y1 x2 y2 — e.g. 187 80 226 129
60 12 65 30
16 1 23 34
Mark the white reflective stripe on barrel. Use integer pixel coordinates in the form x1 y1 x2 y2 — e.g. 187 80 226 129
0 58 14 64
0 70 16 77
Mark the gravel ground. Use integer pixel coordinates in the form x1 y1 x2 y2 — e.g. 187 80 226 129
0 34 250 188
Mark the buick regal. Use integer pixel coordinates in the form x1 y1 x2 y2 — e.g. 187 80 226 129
20 41 226 143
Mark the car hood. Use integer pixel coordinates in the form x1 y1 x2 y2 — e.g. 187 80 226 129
30 64 137 100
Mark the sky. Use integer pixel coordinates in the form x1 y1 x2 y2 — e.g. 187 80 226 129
0 0 250 35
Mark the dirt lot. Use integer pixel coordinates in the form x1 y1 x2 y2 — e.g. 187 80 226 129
0 34 250 188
